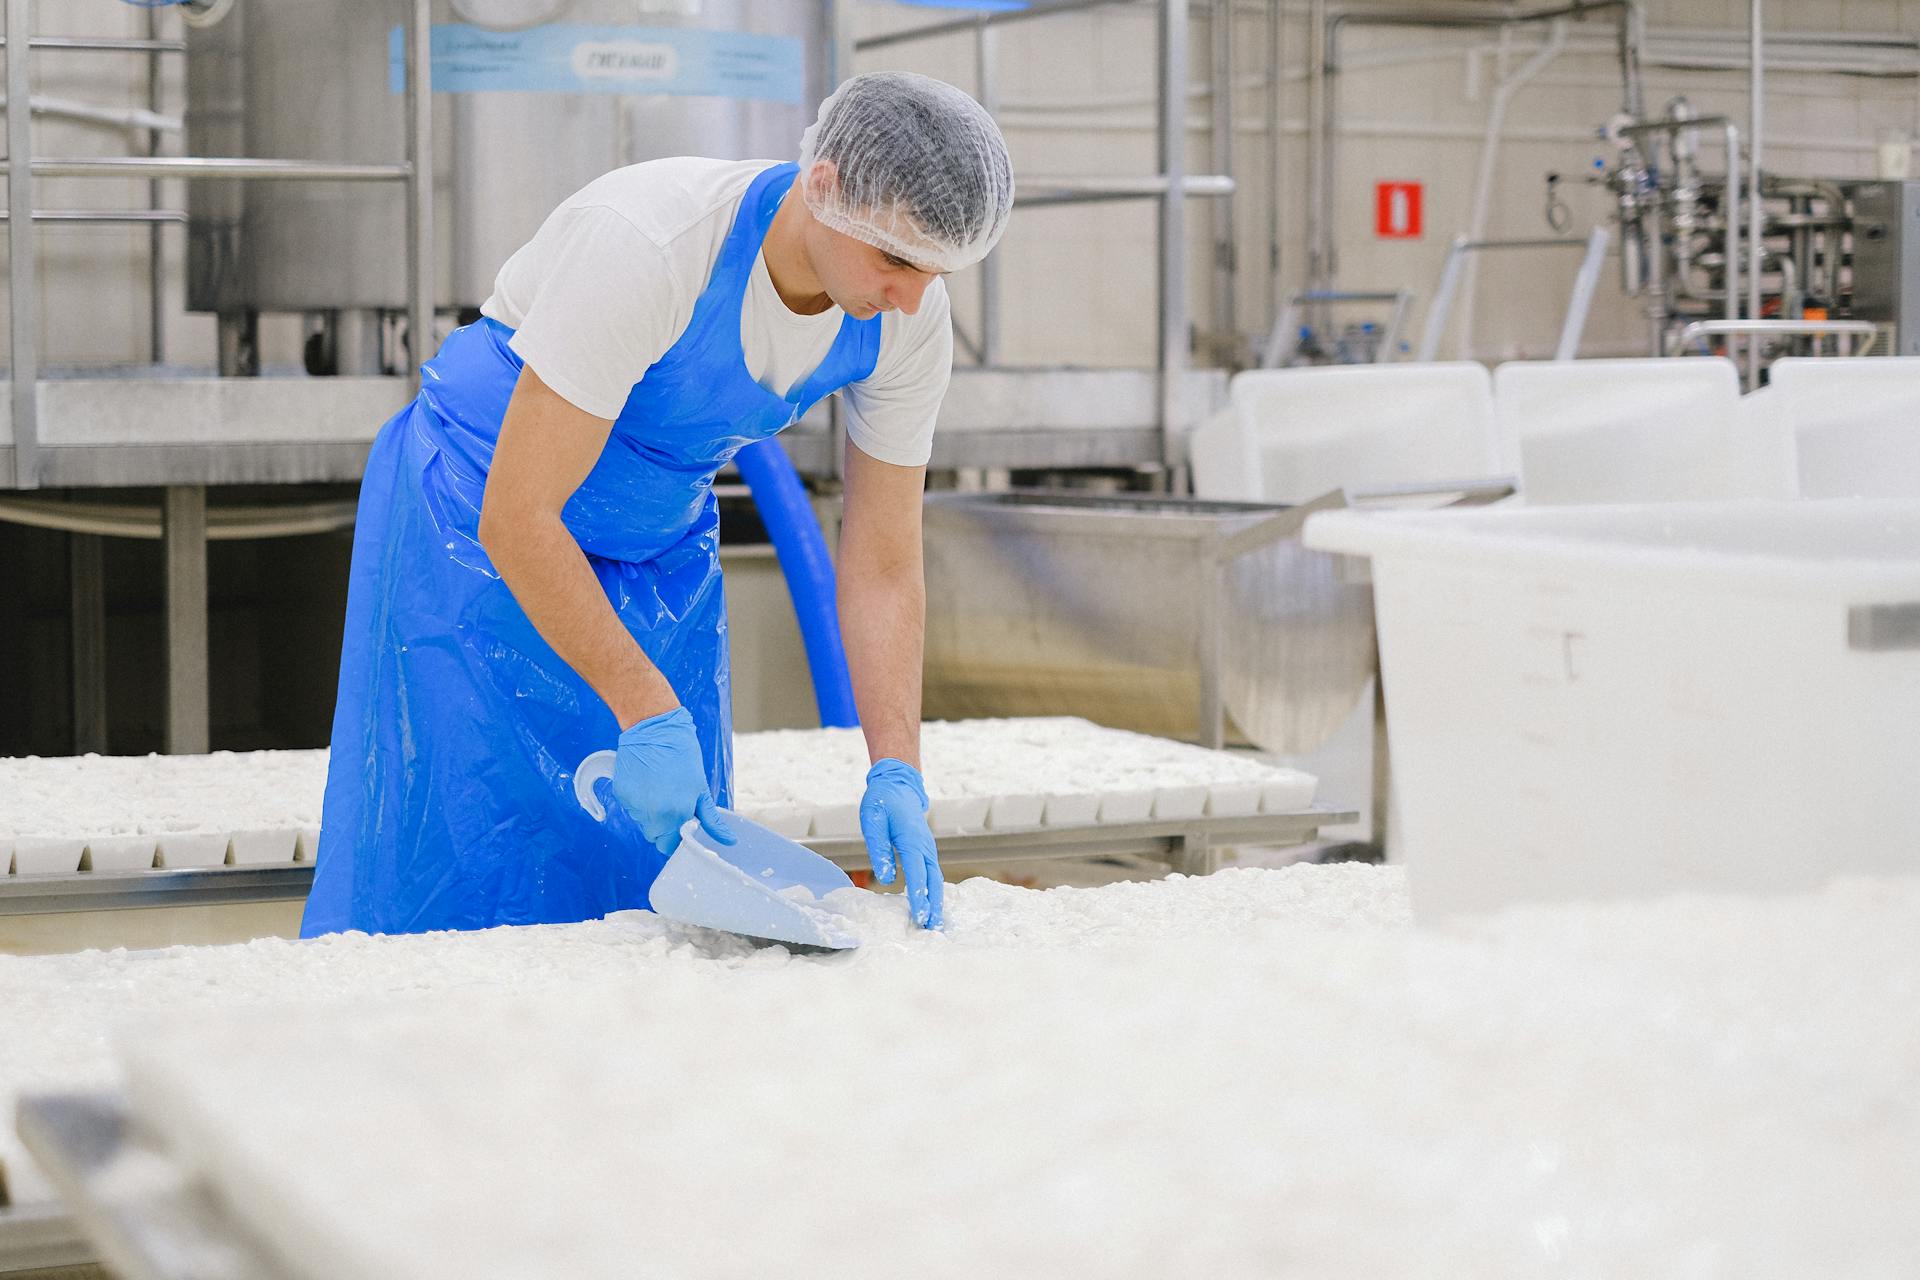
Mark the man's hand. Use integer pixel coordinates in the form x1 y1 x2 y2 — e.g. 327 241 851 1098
860 758 943 929
837 442 937 926
612 707 735 857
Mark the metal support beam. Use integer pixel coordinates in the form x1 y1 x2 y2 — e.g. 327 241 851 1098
1170 825 1219 876
163 486 209 756
1305 0 1328 296
404 0 434 379
822 0 852 87
1158 0 1190 479
145 3 164 366
815 0 852 481
70 532 107 754
1748 0 1764 389
1209 0 1237 363
1555 225 1612 360
977 17 1002 367
6 0 39 490
1266 0 1285 329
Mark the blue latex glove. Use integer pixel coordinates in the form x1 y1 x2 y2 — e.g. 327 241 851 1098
859 758 943 930
611 707 735 857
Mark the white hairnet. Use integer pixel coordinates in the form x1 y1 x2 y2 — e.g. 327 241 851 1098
797 72 1014 274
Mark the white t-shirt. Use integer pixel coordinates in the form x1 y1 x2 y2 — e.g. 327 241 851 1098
480 156 950 468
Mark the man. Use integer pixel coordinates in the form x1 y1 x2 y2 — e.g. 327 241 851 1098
301 72 1013 938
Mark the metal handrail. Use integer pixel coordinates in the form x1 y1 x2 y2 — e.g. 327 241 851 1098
1670 318 1880 356
852 0 1197 475
0 157 411 181
0 209 186 223
1016 174 1234 207
2 0 435 491
855 0 1119 50
0 36 185 53
0 495 359 540
1415 227 1611 363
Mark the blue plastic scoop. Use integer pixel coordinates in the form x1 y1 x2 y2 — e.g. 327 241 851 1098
573 751 861 950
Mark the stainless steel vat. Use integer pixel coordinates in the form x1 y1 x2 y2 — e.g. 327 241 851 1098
185 0 831 314
921 491 1378 755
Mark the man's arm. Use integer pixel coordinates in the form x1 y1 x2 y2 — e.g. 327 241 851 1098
477 363 679 729
837 439 926 769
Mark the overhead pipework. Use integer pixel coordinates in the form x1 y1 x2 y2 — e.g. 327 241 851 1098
1309 0 1648 306
1597 102 1886 371
1582 1 1919 373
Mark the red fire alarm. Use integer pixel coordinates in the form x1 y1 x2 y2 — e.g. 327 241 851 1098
1375 181 1423 239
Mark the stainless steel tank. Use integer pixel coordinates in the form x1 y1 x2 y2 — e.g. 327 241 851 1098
920 492 1378 755
185 0 833 314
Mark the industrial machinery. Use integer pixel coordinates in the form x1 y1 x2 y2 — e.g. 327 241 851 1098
1848 179 1920 358
1596 96 1899 370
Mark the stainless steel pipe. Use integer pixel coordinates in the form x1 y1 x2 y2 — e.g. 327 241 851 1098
1017 174 1236 206
1159 0 1190 474
0 157 412 181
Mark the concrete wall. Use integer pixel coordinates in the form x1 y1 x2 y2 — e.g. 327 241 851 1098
7 1 1918 371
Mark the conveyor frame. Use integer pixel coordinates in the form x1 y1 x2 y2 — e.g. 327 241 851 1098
0 808 1355 918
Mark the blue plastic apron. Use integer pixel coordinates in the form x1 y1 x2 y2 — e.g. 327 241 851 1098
302 162 880 937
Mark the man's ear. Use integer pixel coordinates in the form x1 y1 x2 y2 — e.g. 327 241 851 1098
802 158 839 204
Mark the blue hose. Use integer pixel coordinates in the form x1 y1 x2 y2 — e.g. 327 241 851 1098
733 437 860 728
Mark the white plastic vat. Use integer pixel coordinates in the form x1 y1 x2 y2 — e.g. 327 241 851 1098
1763 356 1920 500
1304 500 1920 916
1192 363 1499 505
1493 357 1795 504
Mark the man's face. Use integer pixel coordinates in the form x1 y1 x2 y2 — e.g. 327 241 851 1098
800 164 948 319
803 219 945 319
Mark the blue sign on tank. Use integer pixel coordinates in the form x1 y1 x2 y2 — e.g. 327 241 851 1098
388 24 806 103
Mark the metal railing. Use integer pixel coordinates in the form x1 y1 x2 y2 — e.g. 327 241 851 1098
857 0 1234 474
0 208 185 223
1259 289 1413 368
1415 229 1611 363
1 0 434 491
0 35 187 53
1670 317 1881 357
